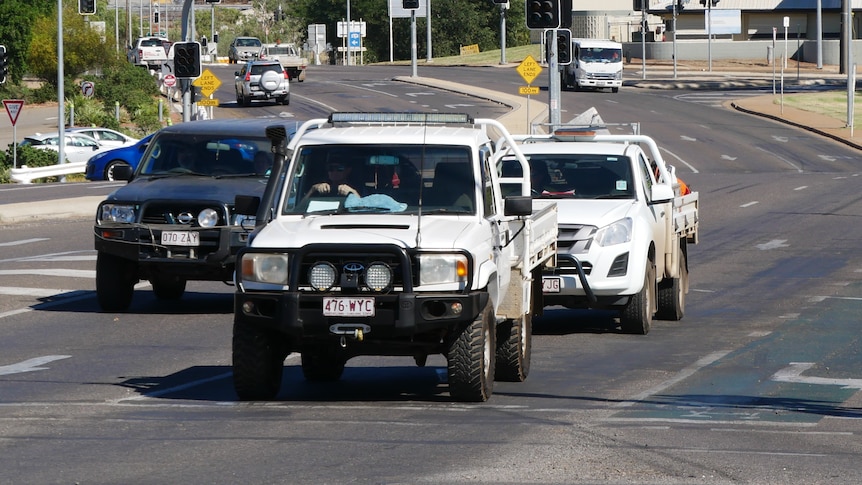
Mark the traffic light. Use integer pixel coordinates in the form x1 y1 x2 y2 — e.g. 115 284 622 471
403 0 419 9
633 0 644 11
174 42 201 78
526 0 560 30
153 11 159 24
78 0 96 15
0 45 8 84
557 29 572 65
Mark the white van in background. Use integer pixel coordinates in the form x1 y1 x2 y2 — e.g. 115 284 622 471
562 39 623 93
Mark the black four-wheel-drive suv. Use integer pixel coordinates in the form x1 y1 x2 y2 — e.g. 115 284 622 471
93 119 297 312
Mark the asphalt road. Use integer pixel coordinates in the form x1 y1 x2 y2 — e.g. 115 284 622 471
1 65 861 484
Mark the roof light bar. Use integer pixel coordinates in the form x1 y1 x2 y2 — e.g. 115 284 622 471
329 112 473 125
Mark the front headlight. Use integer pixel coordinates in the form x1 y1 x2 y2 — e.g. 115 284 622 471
418 253 469 286
241 253 289 285
197 208 219 227
99 203 137 223
594 218 632 247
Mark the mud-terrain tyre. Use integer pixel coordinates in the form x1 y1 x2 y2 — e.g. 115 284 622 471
96 251 136 312
232 322 286 400
657 248 687 321
495 312 532 382
301 346 346 382
447 301 495 402
151 275 186 300
620 262 655 335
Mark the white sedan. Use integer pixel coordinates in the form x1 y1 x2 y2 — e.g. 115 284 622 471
66 127 139 148
20 132 110 164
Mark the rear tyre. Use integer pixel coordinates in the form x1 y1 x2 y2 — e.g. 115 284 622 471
620 262 655 335
657 247 687 321
232 322 286 400
151 275 186 300
447 301 495 402
96 252 136 312
495 312 532 382
301 345 346 381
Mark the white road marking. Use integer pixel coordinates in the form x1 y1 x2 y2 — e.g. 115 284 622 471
659 147 699 173
740 201 759 208
0 355 71 376
615 351 731 408
0 238 49 247
771 362 862 389
794 185 808 191
755 239 789 250
0 286 74 297
0 269 95 278
721 155 737 161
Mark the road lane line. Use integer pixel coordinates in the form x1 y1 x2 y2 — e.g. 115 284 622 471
0 238 49 247
615 351 731 408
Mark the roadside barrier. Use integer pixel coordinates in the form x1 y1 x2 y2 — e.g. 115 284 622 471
10 162 86 184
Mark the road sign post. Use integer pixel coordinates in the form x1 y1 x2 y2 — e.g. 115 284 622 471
516 56 543 132
3 99 24 168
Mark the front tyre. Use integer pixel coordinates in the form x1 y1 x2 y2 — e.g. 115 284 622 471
104 161 129 181
96 251 137 312
232 322 286 400
301 345 346 381
620 262 655 335
447 301 495 402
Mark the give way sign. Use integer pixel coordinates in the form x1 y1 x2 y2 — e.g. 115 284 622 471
3 99 24 126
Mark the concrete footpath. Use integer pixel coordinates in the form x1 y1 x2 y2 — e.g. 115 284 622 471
2 62 859 224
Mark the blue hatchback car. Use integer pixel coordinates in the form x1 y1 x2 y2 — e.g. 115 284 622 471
85 133 154 181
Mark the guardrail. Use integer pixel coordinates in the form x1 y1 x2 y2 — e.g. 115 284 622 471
10 162 87 184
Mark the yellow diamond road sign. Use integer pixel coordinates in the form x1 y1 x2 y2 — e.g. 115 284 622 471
516 55 542 85
192 68 221 98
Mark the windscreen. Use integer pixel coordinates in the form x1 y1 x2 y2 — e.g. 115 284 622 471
137 133 274 178
499 153 633 199
281 144 475 216
579 47 622 63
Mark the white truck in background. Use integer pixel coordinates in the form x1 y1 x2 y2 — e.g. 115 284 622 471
497 125 699 334
129 36 170 70
562 39 623 93
230 112 558 402
259 43 307 82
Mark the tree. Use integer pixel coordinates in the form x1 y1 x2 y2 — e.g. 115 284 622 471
0 0 54 86
27 2 115 87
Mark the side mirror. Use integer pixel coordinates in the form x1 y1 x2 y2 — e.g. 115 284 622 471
235 195 261 216
113 164 134 181
504 196 533 217
650 184 674 204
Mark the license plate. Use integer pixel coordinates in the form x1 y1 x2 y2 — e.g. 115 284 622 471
161 231 200 247
323 297 375 317
542 277 561 293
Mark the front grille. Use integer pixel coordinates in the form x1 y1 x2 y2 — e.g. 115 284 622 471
140 201 227 226
557 223 596 254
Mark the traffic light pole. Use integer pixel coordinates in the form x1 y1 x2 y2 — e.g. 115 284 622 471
547 29 560 130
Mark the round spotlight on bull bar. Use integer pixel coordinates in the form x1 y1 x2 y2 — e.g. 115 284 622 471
308 262 337 291
364 262 393 292
197 208 219 227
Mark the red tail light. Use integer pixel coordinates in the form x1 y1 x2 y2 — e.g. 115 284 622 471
283 71 289 80
245 72 251 82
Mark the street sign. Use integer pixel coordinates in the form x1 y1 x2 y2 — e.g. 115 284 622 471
163 73 177 88
197 98 219 107
3 99 24 126
192 68 221 97
81 81 95 97
518 86 540 95
517 55 542 85
349 32 360 48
